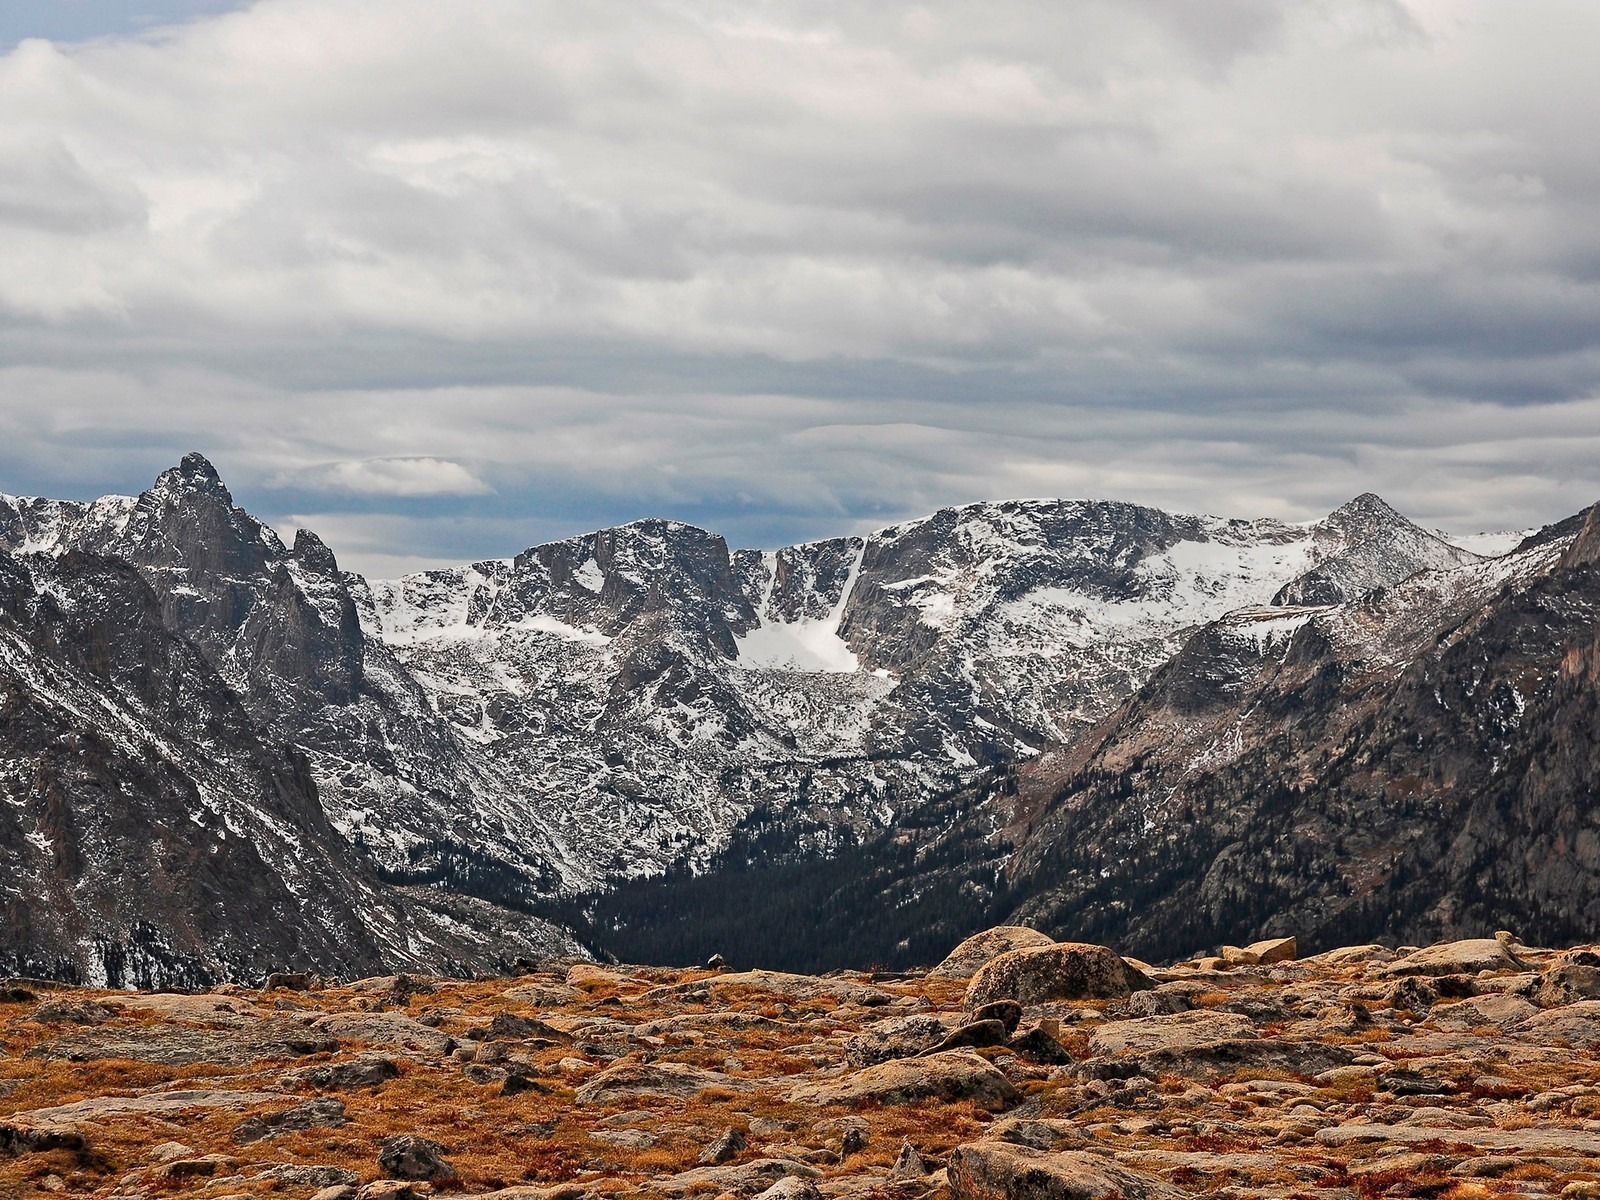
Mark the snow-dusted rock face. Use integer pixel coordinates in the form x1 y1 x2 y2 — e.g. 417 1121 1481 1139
365 491 1483 892
0 541 581 987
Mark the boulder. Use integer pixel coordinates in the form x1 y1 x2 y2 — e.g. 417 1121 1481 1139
232 1097 347 1144
356 1183 426 1200
1125 990 1191 1018
1536 964 1600 1008
482 1012 568 1042
1006 1025 1073 1065
1429 994 1539 1030
697 1127 747 1165
1387 977 1439 1013
891 1141 932 1178
988 1119 1089 1152
965 943 1151 1008
0 1123 86 1156
787 1050 1019 1112
280 1055 400 1091
971 1000 1024 1034
30 1000 116 1024
24 1023 336 1066
753 1180 822 1200
948 1140 1186 1200
377 1135 456 1182
1303 944 1395 966
1245 936 1297 964
1513 1001 1600 1048
308 1013 453 1055
1075 1009 1352 1082
844 1014 948 1067
575 1062 740 1105
649 1157 820 1197
644 970 893 1006
931 927 1058 979
919 1019 1011 1055
1383 939 1519 977
1088 1011 1257 1058
257 1165 360 1189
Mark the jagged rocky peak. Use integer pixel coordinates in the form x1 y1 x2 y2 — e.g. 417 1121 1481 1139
115 451 285 576
1318 491 1411 542
1272 491 1480 607
291 527 341 575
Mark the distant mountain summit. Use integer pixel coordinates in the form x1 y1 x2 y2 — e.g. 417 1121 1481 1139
4 454 1579 982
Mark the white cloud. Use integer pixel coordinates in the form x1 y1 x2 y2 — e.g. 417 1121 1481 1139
285 457 493 497
0 0 1599 571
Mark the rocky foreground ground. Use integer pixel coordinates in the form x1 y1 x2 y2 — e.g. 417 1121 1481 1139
7 931 1600 1200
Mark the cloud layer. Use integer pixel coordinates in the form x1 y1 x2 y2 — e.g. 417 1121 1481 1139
1 1 1597 574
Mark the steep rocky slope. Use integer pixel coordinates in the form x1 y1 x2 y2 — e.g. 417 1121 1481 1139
1000 506 1600 961
0 485 582 985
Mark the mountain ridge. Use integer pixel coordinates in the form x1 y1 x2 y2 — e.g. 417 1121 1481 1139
4 452 1588 984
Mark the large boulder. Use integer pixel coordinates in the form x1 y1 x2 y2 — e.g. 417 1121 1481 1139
948 1140 1187 1200
1383 939 1519 977
1513 1001 1600 1049
1430 993 1539 1031
648 1158 821 1197
1078 1010 1351 1081
787 1050 1019 1112
965 943 1151 1008
931 927 1058 979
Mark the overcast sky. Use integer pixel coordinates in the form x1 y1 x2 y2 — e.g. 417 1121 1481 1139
1 1 1598 576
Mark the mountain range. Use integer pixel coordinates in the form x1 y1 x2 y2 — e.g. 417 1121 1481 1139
1 453 1593 984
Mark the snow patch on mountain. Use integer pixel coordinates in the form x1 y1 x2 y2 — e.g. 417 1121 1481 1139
736 546 864 672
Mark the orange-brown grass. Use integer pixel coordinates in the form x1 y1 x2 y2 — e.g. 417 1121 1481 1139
1499 1161 1558 1182
1220 1066 1300 1085
0 1055 258 1113
1316 1078 1375 1105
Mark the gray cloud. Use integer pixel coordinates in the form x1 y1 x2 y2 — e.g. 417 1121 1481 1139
0 0 1597 574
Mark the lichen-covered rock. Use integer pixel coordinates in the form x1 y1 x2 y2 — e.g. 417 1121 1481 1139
232 1097 347 1144
1383 939 1520 977
931 927 1058 979
965 943 1151 1007
1087 1010 1257 1057
844 1015 947 1067
948 1140 1187 1200
649 1158 820 1197
575 1062 740 1105
1536 964 1600 1008
376 1135 455 1182
787 1050 1019 1111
